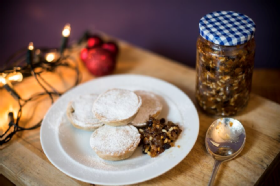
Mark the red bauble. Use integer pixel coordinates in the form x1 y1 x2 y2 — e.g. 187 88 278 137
80 35 119 77
87 35 103 48
84 48 116 77
102 41 119 56
80 48 88 63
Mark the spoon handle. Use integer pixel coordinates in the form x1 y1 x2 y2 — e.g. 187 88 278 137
208 160 222 186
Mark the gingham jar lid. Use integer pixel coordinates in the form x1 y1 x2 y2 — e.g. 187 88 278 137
199 11 256 46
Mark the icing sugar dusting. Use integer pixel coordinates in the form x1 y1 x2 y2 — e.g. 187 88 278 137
92 89 142 121
90 125 140 155
72 94 103 127
59 112 157 172
131 90 163 126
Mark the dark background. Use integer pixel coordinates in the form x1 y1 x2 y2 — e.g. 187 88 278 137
1 0 279 69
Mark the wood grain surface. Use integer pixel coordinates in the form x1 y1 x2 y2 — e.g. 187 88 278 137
1 40 280 186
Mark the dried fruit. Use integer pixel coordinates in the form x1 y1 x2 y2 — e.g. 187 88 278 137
163 143 171 149
160 118 165 124
147 119 153 127
195 36 255 116
138 116 182 157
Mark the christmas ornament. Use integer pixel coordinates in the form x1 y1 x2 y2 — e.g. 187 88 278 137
87 35 103 48
80 35 103 63
80 34 119 77
84 48 116 77
102 41 119 56
80 48 88 62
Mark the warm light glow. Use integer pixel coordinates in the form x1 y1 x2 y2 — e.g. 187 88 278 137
46 53 55 62
35 49 41 55
0 75 6 85
9 105 18 119
7 72 23 82
62 24 71 37
28 42 34 50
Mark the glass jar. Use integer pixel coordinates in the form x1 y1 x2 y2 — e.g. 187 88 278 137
195 11 256 116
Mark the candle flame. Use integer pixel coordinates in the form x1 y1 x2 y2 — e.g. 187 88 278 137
28 42 34 50
46 53 55 62
62 24 71 37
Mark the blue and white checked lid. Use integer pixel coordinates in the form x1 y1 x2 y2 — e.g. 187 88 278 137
199 11 256 46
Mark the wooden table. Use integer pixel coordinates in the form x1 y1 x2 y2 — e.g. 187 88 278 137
1 39 280 186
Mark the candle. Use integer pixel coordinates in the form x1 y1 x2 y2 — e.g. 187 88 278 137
27 42 34 64
60 24 71 54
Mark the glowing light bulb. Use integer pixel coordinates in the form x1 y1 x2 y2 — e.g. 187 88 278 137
1 74 21 100
28 42 34 50
9 105 17 119
62 24 71 37
46 53 55 62
7 72 23 82
0 75 6 85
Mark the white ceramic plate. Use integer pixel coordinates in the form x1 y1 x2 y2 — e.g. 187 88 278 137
40 74 199 185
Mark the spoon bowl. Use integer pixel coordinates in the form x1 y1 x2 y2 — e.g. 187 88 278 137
206 118 246 186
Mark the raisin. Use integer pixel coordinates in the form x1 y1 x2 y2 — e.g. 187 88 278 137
142 149 147 154
160 118 165 124
163 143 171 149
147 120 153 127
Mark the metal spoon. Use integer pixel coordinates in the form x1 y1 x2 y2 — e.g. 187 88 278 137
205 118 246 186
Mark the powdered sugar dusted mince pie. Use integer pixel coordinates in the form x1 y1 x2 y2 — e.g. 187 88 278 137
92 88 142 126
90 125 141 161
131 90 163 127
66 94 104 131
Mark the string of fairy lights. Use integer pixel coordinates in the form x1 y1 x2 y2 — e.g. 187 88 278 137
0 24 81 145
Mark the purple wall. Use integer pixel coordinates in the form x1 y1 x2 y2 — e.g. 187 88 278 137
1 0 279 68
